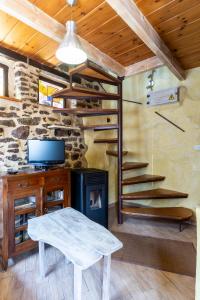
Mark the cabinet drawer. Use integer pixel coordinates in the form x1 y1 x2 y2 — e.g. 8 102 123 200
45 176 66 187
9 177 41 191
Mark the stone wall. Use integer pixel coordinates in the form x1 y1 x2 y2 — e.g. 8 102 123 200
0 61 89 171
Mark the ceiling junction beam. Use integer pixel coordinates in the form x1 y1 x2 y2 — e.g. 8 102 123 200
125 57 163 77
106 0 185 80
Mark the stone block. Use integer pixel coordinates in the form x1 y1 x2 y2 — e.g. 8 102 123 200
8 143 19 148
18 117 41 126
71 153 79 161
6 154 21 161
0 112 18 118
7 149 19 153
39 110 49 115
0 138 15 143
35 128 48 135
12 126 29 140
0 120 16 127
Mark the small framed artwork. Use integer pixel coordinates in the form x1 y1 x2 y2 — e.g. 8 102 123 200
38 76 66 108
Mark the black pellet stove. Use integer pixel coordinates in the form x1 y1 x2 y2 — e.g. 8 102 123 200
71 168 108 228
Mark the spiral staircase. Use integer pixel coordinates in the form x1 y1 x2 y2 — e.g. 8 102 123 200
53 60 193 230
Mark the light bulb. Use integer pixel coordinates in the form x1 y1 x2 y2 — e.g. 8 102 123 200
56 21 87 65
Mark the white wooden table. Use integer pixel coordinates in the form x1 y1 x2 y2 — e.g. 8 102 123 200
28 207 122 300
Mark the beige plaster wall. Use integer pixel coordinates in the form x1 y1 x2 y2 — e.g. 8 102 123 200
85 66 200 214
196 207 200 300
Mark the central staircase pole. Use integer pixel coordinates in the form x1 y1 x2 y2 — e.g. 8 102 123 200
117 77 124 224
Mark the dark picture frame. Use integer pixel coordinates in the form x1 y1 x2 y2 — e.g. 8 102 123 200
38 75 66 107
0 63 9 97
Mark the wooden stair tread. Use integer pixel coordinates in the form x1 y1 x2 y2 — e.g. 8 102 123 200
53 108 118 117
122 188 188 200
122 174 165 185
106 150 128 157
69 60 121 85
122 162 148 171
94 138 118 144
81 124 118 131
121 207 193 221
52 85 120 100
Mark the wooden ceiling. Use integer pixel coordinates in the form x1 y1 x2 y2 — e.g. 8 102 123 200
0 0 200 70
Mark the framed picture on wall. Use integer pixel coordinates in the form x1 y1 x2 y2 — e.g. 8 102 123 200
38 76 66 108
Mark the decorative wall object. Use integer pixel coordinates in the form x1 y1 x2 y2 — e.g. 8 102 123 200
147 87 179 106
39 79 64 108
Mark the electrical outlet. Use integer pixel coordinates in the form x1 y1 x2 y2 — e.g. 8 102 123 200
107 118 111 123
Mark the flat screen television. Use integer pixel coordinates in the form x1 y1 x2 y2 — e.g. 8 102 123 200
28 139 65 167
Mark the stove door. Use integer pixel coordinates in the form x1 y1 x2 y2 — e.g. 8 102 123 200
85 184 108 228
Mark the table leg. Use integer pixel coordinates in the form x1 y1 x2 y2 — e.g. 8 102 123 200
65 256 71 265
102 255 111 300
39 241 46 278
74 264 82 300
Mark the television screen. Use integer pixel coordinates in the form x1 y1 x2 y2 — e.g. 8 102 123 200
28 139 65 166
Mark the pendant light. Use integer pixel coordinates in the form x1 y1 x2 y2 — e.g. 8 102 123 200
56 0 87 65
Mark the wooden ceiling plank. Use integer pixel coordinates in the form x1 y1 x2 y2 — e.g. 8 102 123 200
92 27 135 54
33 0 67 18
106 0 185 80
0 11 19 42
173 42 200 60
47 56 60 66
119 52 154 67
0 0 125 76
54 0 104 25
155 2 200 36
180 52 200 69
3 21 37 51
77 2 116 37
32 41 59 62
163 17 200 42
166 31 200 54
148 0 200 26
100 27 142 51
19 32 51 57
136 0 175 17
105 34 144 58
125 56 163 77
82 16 127 49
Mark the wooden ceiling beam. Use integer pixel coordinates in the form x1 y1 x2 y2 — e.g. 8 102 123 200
125 57 163 77
106 0 186 80
0 0 125 76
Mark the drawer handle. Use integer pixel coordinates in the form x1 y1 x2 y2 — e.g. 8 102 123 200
17 183 28 188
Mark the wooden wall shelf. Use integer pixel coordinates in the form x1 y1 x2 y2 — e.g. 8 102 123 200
81 124 118 131
48 125 80 130
0 96 21 103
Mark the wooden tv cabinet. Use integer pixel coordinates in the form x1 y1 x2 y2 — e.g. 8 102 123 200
0 168 71 271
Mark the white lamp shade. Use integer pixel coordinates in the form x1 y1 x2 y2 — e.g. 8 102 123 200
56 21 87 65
